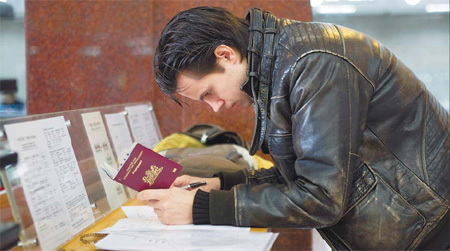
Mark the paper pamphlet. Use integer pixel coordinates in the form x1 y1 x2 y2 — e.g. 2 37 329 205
4 116 95 251
95 206 278 251
125 104 161 149
81 111 127 209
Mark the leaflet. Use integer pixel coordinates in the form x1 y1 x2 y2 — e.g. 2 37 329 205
125 104 161 149
95 231 278 251
96 208 276 251
81 111 127 209
98 217 251 233
104 112 137 196
4 116 95 251
104 113 133 158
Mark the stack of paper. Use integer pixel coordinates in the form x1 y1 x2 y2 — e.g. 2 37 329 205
95 206 278 251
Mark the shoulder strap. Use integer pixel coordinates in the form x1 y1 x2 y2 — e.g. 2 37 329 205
183 124 248 148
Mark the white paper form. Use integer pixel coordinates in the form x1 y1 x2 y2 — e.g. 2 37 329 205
104 113 134 158
81 111 127 209
4 116 95 251
125 104 161 149
96 228 278 251
99 217 251 233
104 113 137 197
121 205 156 219
104 207 250 233
97 206 278 251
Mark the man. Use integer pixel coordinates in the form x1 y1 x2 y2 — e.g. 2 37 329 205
138 7 449 249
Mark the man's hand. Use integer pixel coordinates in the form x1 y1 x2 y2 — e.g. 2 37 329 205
172 175 221 192
137 187 195 225
136 175 220 225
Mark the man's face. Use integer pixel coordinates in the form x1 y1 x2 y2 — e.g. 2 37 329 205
176 46 253 113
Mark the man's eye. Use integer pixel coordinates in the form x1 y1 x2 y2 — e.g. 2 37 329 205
200 91 211 101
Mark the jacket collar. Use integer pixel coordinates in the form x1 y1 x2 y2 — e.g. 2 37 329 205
244 8 279 155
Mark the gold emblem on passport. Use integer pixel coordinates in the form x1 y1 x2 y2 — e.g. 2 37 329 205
142 165 164 186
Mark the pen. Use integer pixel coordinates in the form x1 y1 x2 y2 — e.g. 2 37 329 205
180 181 207 190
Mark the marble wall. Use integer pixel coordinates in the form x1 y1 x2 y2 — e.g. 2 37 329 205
26 0 311 143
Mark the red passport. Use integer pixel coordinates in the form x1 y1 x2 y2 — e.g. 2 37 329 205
102 143 183 191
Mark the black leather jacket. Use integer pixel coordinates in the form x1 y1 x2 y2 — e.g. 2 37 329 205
208 9 449 249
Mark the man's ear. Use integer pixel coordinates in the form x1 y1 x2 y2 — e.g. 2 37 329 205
214 45 239 64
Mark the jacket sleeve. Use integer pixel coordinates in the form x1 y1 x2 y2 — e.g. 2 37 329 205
210 52 373 227
218 166 286 190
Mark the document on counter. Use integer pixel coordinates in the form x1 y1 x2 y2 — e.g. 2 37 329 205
121 205 157 219
125 104 161 149
95 206 278 251
104 112 137 196
82 111 127 209
4 116 95 251
96 230 278 251
102 206 250 232
98 218 251 233
104 113 133 158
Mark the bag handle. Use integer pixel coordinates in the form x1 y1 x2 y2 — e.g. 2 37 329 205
183 124 247 148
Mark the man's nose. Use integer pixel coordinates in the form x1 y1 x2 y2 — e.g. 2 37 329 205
206 99 224 112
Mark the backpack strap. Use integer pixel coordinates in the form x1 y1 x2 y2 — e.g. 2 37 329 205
183 124 248 148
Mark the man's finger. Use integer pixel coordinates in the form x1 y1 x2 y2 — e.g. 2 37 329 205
153 207 162 214
137 189 168 201
147 199 159 207
172 176 190 186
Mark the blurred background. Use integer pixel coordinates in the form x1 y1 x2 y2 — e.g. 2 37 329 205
312 0 449 111
0 0 26 118
0 0 448 119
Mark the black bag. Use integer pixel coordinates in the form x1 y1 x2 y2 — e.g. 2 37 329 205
182 124 248 149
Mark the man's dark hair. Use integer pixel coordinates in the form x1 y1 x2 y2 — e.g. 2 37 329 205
153 7 249 105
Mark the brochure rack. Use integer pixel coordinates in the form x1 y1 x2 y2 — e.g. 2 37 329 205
0 101 162 250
